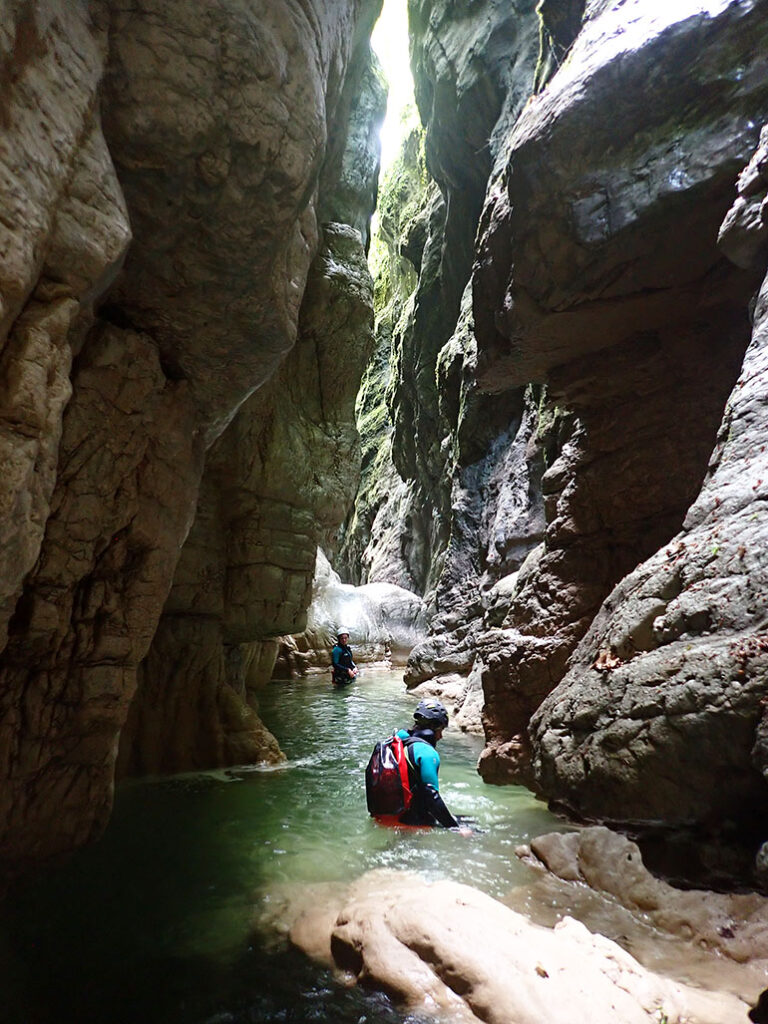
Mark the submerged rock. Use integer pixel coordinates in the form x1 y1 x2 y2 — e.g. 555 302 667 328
288 868 748 1024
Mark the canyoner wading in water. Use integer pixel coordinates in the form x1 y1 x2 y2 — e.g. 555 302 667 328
331 628 359 687
365 698 463 829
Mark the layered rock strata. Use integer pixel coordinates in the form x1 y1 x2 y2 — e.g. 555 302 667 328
0 0 382 870
530 125 768 828
471 0 768 787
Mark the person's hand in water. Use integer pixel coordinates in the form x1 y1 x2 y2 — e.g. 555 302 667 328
453 815 482 837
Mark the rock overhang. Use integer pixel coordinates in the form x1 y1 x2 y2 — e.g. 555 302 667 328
473 0 768 392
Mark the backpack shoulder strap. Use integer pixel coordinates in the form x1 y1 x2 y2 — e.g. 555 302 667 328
389 733 412 799
402 734 423 770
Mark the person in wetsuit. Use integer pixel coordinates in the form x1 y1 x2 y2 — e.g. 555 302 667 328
396 698 459 828
331 628 358 686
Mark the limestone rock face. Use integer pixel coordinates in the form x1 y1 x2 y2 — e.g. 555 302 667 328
0 0 173 870
409 0 541 304
386 0 542 603
337 123 427 592
341 1 544 720
471 0 768 786
402 382 546 718
0 3 129 649
288 869 748 1024
0 0 381 870
120 48 385 774
343 0 768 839
529 126 768 825
100 0 374 439
520 827 768 965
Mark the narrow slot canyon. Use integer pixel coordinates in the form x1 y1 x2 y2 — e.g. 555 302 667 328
1 1 768 1022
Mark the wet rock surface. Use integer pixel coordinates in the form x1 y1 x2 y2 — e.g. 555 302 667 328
344 1 768 838
341 1 545 737
0 0 382 869
337 122 429 594
120 212 381 774
275 549 427 677
288 868 749 1024
472 0 768 788
519 827 768 965
4 0 768 907
531 124 768 826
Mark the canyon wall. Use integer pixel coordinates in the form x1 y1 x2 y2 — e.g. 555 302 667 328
340 0 546 625
4 0 768 880
530 128 768 827
471 0 768 795
0 0 382 873
344 0 768 842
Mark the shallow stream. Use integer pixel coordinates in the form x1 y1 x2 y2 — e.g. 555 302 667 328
2 669 751 1023
2 670 567 1023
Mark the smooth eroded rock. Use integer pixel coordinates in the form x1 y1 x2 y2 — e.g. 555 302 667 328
473 0 768 786
520 827 768 965
288 869 748 1024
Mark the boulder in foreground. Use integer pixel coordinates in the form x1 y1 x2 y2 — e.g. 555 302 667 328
288 869 747 1024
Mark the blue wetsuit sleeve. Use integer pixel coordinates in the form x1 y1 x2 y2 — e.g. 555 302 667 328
413 745 440 790
332 646 342 667
400 736 457 827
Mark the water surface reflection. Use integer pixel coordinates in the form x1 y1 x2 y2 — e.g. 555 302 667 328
2 669 564 1024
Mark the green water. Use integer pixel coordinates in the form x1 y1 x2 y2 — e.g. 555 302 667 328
1 670 564 1024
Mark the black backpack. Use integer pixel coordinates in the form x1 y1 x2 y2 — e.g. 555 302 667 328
365 733 415 816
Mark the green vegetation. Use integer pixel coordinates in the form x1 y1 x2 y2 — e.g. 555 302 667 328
337 113 435 579
369 105 429 314
532 383 572 469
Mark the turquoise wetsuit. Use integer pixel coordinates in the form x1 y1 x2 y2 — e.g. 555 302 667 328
331 643 356 685
395 727 458 828
396 729 440 788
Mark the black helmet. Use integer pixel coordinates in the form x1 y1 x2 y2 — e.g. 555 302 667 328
413 698 449 729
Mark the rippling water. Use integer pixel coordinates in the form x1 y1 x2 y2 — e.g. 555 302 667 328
2 669 565 1024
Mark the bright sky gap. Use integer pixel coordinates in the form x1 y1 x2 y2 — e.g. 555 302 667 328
371 0 416 174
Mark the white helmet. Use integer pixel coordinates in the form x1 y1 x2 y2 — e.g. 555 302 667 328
337 627 350 639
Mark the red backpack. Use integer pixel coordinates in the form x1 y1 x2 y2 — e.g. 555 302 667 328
365 733 414 816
